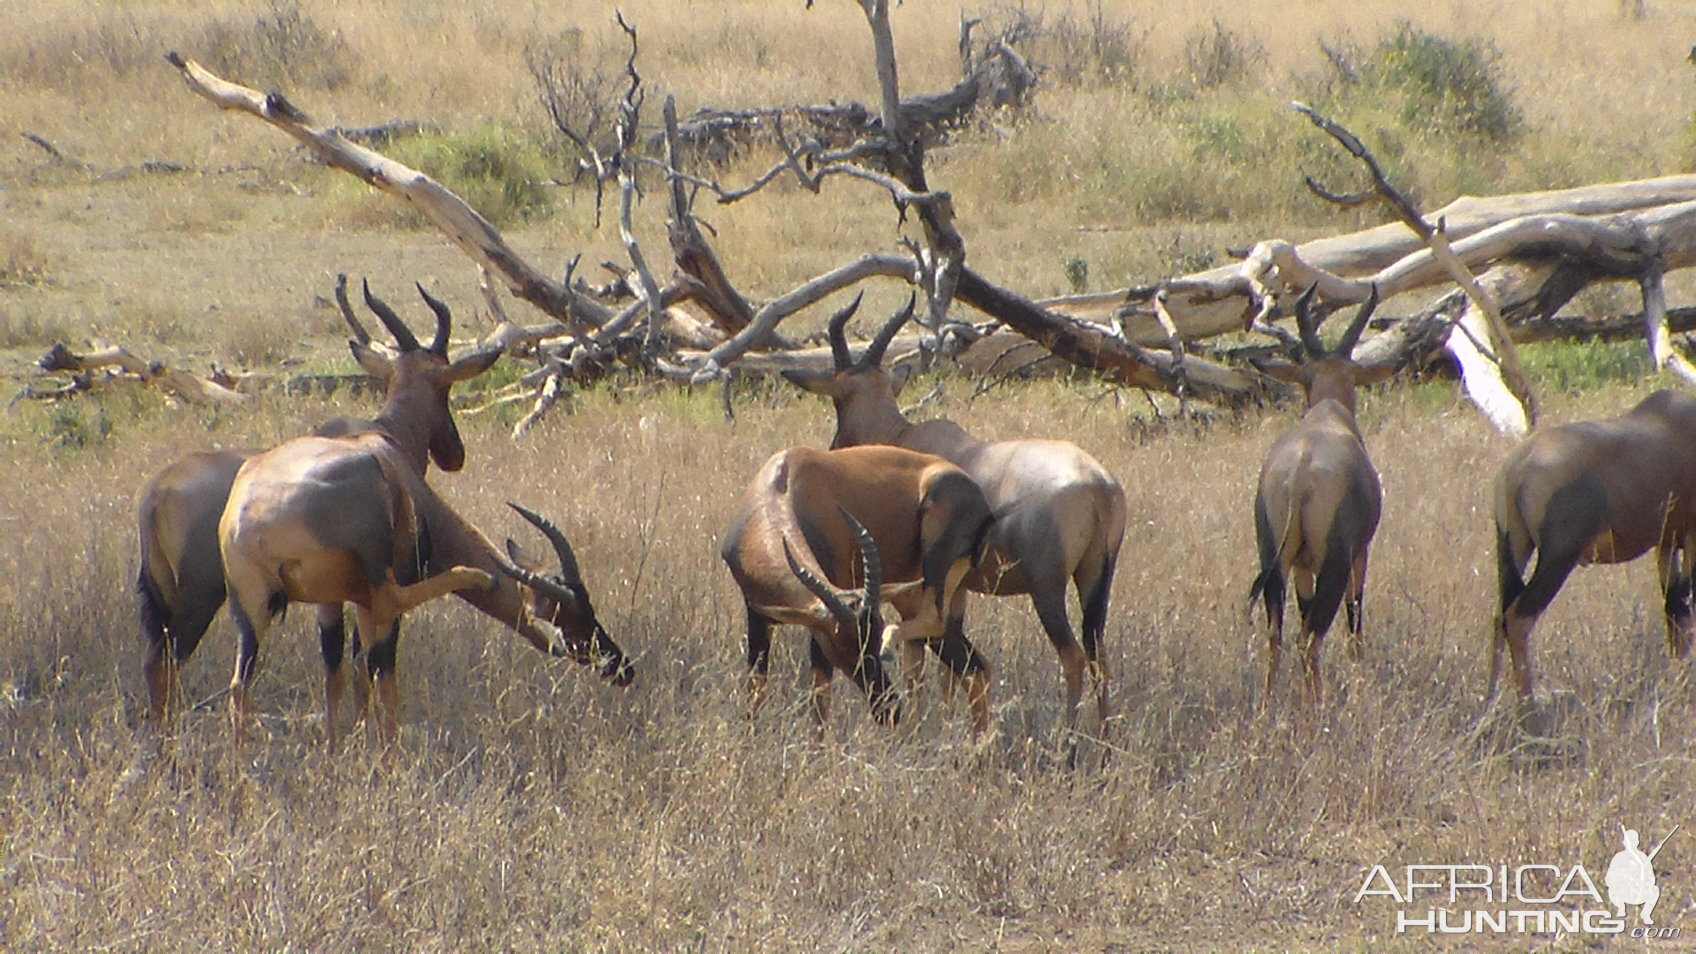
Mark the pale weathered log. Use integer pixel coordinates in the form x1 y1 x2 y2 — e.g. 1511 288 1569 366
1099 175 1696 345
1640 263 1696 387
36 342 250 406
1441 268 1535 437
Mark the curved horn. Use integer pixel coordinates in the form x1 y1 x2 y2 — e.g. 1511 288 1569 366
784 538 857 626
507 502 583 585
491 555 579 610
362 279 422 353
416 282 453 356
1291 282 1326 359
838 506 880 636
860 294 916 370
1334 283 1380 358
826 292 864 371
333 273 372 345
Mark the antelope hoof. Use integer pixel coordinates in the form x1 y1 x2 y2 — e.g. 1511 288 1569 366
603 656 635 687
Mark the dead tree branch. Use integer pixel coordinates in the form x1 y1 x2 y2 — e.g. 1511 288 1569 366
1294 102 1536 434
167 51 608 331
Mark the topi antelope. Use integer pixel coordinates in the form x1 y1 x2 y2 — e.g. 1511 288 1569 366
221 429 632 749
1489 389 1696 722
782 295 1127 735
1247 285 1396 706
136 279 499 726
721 444 996 732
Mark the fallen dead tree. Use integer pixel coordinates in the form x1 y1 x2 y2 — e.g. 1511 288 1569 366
154 7 1696 437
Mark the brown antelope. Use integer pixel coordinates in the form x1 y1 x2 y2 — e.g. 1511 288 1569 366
720 444 996 732
137 280 510 729
1489 388 1696 723
220 426 633 749
1247 285 1396 706
782 296 1127 735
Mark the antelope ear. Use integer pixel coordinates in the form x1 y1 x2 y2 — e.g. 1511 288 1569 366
1353 362 1398 386
505 538 539 570
349 340 394 380
1250 357 1305 384
446 348 501 382
888 362 917 396
781 368 841 396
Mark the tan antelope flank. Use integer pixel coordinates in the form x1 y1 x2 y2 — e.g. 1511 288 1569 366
220 427 633 749
1247 285 1396 706
720 444 996 732
136 278 496 725
782 296 1127 735
1489 388 1696 723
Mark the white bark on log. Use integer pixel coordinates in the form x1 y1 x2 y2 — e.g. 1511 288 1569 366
1097 176 1696 344
1441 270 1531 438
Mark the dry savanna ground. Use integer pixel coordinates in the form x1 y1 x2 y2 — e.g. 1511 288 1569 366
5 1 1696 952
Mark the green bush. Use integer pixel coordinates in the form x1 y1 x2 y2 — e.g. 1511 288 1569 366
1363 23 1522 143
381 127 556 228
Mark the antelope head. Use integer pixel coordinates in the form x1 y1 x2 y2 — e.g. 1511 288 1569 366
494 503 634 686
347 279 500 473
1253 284 1395 415
781 294 918 448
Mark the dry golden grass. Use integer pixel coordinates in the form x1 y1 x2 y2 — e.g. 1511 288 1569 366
4 376 1696 952
5 1 1696 951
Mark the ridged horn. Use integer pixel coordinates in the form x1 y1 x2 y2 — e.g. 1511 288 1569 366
838 506 880 637
333 273 372 345
1292 282 1326 359
859 294 916 370
1334 283 1381 358
492 554 579 610
416 282 452 356
507 502 584 585
784 539 857 626
826 292 865 371
362 279 421 353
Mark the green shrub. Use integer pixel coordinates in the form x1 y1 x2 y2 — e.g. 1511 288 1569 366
1362 23 1522 143
1062 255 1089 292
379 127 556 228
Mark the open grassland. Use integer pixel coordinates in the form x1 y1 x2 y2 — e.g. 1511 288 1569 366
6 377 1696 952
6 0 1696 951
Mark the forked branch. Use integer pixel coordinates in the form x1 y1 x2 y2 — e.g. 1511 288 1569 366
1295 102 1536 434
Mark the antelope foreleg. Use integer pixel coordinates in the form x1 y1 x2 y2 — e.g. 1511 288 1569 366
359 608 402 750
1658 540 1696 658
370 565 493 622
1345 551 1370 661
745 605 772 718
807 637 833 735
316 603 348 754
